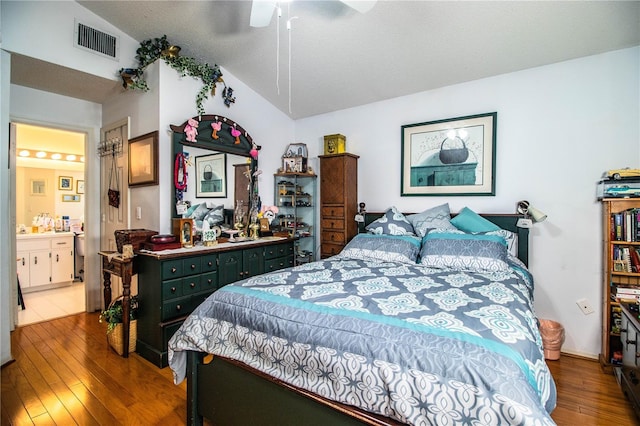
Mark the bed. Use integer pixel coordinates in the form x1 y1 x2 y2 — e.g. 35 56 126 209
168 205 556 425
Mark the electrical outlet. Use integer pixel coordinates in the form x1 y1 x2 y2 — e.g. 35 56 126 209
576 298 595 315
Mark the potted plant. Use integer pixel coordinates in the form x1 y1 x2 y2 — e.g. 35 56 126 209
99 295 139 355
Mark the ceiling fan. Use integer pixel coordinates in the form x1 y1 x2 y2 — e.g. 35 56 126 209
250 0 377 27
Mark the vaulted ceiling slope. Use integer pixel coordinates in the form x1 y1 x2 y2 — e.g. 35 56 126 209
13 1 640 119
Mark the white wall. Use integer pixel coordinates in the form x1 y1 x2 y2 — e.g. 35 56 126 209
295 46 640 358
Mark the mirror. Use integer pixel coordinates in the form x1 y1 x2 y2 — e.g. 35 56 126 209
171 115 260 226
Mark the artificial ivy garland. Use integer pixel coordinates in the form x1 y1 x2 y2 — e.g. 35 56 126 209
119 35 236 115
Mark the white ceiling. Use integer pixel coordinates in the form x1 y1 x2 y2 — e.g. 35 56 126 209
10 1 640 120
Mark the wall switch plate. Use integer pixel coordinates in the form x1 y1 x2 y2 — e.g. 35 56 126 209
516 218 533 228
576 298 595 315
136 206 142 220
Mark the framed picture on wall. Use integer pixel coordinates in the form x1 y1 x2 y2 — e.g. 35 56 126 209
76 180 85 194
128 131 159 187
59 176 73 190
195 153 227 198
401 112 497 196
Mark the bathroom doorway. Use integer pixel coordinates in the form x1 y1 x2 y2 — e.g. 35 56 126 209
14 122 87 326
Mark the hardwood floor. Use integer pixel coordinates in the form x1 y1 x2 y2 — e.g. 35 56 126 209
2 312 639 425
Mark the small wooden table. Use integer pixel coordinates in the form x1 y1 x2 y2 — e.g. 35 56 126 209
99 251 135 357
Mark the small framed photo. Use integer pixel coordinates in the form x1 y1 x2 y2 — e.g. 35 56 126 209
59 176 73 190
76 180 85 194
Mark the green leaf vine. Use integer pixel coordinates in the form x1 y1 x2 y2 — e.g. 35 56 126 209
118 35 235 116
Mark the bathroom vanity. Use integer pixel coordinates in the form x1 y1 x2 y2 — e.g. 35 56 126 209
16 232 75 292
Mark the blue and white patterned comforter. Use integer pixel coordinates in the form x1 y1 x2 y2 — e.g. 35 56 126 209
168 256 556 425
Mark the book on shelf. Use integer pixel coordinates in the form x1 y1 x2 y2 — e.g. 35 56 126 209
611 208 640 242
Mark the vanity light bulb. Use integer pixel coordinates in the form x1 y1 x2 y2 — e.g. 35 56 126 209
66 154 76 161
80 156 85 162
36 151 47 158
51 153 62 160
19 150 30 157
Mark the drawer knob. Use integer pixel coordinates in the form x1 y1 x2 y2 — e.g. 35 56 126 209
207 261 213 267
171 267 177 273
176 304 182 311
190 282 196 288
207 279 213 284
190 264 196 270
171 287 177 293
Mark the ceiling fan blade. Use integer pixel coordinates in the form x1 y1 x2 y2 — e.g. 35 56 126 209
250 1 277 27
340 0 377 14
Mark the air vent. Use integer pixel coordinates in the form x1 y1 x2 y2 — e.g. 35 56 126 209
74 20 119 60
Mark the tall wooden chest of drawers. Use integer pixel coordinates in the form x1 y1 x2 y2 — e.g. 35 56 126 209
319 153 359 258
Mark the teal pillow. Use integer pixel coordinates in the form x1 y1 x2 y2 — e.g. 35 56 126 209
451 207 500 233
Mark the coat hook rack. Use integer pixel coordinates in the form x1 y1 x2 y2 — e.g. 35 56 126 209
98 137 123 157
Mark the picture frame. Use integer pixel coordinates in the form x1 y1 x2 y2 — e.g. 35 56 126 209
76 180 85 194
62 194 81 202
59 176 73 190
195 153 227 198
128 131 159 187
401 112 497 196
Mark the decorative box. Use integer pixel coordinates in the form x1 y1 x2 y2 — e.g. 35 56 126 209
114 229 158 253
323 134 346 155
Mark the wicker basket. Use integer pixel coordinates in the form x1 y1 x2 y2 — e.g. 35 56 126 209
107 319 137 356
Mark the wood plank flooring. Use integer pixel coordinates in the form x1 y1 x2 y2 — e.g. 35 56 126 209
2 312 639 425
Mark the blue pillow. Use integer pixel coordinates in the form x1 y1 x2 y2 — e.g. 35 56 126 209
365 206 415 236
337 233 421 264
451 207 500 233
419 229 509 272
406 203 457 238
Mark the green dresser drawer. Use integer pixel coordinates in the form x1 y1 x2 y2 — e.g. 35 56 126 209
182 257 202 275
201 254 217 272
162 278 183 301
163 320 183 346
265 242 294 260
162 296 193 321
162 259 183 279
265 255 294 272
201 271 218 291
181 275 202 295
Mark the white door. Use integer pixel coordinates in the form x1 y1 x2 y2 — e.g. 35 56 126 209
100 121 129 252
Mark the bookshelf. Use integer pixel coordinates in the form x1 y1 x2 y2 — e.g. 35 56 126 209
601 198 640 370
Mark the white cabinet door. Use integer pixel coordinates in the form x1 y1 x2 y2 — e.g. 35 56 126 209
51 248 74 283
16 251 30 289
30 249 51 287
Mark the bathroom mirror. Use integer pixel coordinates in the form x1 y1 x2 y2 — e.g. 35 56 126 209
30 179 46 196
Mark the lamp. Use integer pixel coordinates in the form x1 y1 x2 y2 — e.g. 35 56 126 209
516 200 547 228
